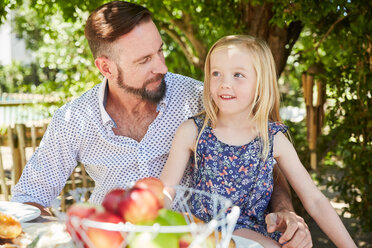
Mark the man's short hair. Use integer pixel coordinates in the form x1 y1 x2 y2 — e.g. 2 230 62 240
85 1 152 59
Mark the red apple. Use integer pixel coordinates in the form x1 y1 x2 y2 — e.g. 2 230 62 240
179 239 190 248
86 212 125 248
133 177 165 208
102 188 126 215
67 203 98 219
179 234 193 248
66 203 99 243
118 187 160 224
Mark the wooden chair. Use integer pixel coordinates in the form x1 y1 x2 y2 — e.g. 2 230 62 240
0 151 9 201
7 125 22 185
0 124 44 201
1 124 93 210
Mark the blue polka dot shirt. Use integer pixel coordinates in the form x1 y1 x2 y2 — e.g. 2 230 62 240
11 72 204 207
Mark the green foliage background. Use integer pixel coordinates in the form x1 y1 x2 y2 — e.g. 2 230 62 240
0 0 371 232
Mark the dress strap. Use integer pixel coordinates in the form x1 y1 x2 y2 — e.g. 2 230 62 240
267 122 289 162
269 122 288 136
189 114 206 134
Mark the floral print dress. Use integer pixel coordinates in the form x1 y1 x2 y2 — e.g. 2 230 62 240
189 115 288 241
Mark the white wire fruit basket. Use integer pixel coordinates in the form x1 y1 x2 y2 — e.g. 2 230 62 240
51 185 240 248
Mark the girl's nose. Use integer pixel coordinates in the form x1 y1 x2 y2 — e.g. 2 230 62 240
220 77 232 89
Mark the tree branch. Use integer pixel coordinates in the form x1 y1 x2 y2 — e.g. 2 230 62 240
296 13 349 57
158 22 201 67
164 10 206 68
314 13 349 51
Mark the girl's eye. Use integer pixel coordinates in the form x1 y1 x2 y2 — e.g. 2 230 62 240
211 71 220 77
234 73 244 78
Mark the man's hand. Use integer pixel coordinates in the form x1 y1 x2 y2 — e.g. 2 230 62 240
24 202 52 216
266 211 312 248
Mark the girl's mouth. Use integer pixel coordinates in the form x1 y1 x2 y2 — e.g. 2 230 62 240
220 95 235 100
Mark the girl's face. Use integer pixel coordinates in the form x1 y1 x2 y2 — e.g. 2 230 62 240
209 45 257 117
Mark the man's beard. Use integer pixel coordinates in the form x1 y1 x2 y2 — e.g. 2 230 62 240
116 68 166 104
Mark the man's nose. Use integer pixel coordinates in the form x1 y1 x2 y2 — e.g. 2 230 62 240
152 54 168 75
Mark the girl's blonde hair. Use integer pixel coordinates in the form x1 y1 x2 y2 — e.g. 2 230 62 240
195 35 282 162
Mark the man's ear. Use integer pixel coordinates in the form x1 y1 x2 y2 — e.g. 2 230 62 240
95 56 116 80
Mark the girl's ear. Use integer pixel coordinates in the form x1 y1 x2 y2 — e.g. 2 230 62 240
95 56 116 80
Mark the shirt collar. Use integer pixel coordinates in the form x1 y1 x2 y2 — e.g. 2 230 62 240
156 73 170 112
98 78 113 126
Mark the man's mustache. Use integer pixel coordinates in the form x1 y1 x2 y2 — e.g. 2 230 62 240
143 74 165 87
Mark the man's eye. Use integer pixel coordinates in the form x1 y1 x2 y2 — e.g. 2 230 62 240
234 73 244 78
139 57 150 64
211 71 220 77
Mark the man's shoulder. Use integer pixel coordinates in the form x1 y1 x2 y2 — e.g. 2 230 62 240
166 72 203 88
164 73 204 115
62 84 99 108
53 83 101 122
165 72 203 97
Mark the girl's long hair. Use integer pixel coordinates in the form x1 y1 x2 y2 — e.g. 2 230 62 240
195 35 281 162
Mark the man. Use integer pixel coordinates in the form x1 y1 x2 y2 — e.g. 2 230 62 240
12 1 311 247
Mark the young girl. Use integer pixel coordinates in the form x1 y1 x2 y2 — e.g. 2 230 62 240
160 35 356 247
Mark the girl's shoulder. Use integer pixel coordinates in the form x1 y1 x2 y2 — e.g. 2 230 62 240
178 118 199 135
189 112 208 132
268 122 288 135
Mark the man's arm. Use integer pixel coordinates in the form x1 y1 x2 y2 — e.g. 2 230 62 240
24 202 52 216
266 165 312 248
11 108 79 208
270 165 293 212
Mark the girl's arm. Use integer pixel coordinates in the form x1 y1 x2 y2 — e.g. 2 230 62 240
233 228 281 248
273 132 357 248
160 119 198 207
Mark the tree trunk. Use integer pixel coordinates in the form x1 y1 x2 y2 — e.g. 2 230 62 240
240 2 303 76
161 2 303 76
